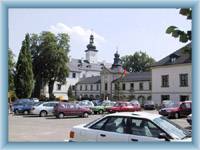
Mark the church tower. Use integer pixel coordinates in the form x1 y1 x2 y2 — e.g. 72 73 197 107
85 35 98 63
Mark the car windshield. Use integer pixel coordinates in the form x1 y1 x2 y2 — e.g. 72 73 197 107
34 101 43 106
153 116 191 140
165 102 179 108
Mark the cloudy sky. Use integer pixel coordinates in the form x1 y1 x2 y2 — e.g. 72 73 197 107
9 8 191 63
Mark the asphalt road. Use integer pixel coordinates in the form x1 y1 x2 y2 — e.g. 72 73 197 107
8 110 191 142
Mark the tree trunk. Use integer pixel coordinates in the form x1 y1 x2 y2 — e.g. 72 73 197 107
48 80 55 99
33 77 42 98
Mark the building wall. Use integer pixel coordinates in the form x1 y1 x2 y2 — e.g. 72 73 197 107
152 64 192 105
111 81 151 103
86 51 98 64
75 83 101 99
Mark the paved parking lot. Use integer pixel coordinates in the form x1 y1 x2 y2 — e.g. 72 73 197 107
9 110 191 142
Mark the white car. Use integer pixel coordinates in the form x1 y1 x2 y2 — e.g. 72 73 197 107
68 112 191 142
30 101 59 117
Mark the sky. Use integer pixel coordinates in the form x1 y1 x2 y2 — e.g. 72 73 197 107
9 8 191 63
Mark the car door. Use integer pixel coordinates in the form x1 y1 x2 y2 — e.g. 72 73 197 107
127 118 165 142
47 102 57 115
94 116 129 142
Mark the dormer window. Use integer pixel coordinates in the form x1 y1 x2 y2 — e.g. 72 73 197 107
169 53 179 63
171 57 176 63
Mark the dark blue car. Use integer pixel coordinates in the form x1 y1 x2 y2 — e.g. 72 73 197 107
12 99 35 115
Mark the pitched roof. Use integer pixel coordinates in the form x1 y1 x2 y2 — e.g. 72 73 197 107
77 76 101 84
68 58 103 72
152 43 191 67
113 72 151 82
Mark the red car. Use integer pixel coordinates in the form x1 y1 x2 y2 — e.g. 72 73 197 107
158 100 192 119
53 102 92 119
106 101 140 113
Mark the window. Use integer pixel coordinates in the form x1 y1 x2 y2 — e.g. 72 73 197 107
130 118 162 137
72 72 76 78
90 85 93 91
171 57 176 63
139 83 143 90
80 85 82 91
96 84 99 91
161 95 170 101
85 85 88 91
122 83 126 91
72 85 75 91
161 75 169 87
149 82 152 90
105 83 108 91
180 95 189 101
115 83 119 90
180 74 188 87
130 83 134 90
57 84 61 90
90 116 128 134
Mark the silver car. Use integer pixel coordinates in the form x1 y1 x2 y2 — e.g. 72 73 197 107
31 101 59 117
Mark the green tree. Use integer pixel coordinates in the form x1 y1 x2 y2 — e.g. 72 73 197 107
121 51 155 72
68 85 73 98
166 8 192 57
30 32 70 98
8 48 15 91
14 34 34 98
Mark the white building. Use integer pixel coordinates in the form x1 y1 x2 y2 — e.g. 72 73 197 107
42 35 111 100
151 43 192 105
75 51 151 104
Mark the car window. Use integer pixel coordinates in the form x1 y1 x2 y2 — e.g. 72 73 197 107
129 118 163 138
185 103 191 109
43 103 51 107
90 117 109 130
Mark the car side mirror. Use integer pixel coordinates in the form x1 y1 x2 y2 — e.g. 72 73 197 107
158 133 170 141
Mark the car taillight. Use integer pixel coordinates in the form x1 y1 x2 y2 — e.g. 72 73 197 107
69 131 75 138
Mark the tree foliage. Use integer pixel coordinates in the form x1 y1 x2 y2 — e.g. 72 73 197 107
166 8 192 43
14 34 34 98
121 51 155 72
166 8 192 58
8 48 15 91
30 32 70 98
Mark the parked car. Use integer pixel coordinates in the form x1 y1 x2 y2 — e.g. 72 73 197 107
158 101 192 119
129 100 141 111
187 114 192 125
68 112 191 142
53 102 92 119
13 98 34 105
160 100 174 109
30 101 59 117
78 100 95 109
92 99 103 106
143 101 155 110
91 101 116 114
106 101 140 113
12 103 35 115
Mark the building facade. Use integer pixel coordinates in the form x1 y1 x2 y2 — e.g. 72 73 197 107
151 43 192 105
75 52 152 103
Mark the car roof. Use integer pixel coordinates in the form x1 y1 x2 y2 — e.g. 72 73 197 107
104 112 161 120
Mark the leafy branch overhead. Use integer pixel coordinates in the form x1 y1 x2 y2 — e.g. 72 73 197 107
166 8 192 43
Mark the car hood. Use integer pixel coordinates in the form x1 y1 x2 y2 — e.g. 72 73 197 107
171 137 192 142
161 107 178 111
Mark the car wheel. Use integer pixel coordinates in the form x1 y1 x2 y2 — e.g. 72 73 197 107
14 110 19 115
99 110 103 114
40 111 47 117
83 112 89 118
58 113 64 119
23 110 29 115
174 113 179 119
